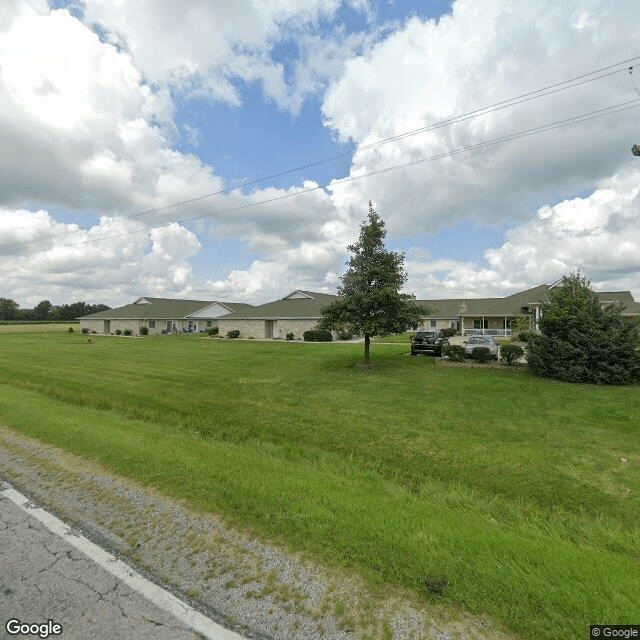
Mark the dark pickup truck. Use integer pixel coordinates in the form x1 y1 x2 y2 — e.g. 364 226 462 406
410 330 450 356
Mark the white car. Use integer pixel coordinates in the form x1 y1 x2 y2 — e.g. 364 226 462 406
463 335 499 359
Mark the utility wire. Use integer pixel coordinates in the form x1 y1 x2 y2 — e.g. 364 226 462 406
11 55 640 249
26 97 638 250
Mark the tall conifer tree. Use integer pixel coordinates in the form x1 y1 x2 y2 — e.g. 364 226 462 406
320 202 429 365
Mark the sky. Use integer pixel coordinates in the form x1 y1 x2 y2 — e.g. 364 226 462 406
1 0 640 308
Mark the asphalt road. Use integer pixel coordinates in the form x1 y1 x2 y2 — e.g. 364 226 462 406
0 483 244 640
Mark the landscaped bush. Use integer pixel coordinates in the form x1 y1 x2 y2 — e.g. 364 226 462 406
67 327 74 333
315 328 333 342
139 326 149 336
518 330 537 342
123 329 133 336
499 343 524 365
440 327 457 338
471 346 492 363
286 332 295 340
115 329 123 335
304 329 333 342
527 272 640 385
226 329 240 339
80 327 89 334
208 327 219 336
442 345 466 361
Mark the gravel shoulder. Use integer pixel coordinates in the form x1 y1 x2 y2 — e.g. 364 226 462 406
0 424 517 640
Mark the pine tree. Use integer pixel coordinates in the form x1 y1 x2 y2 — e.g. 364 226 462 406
527 272 640 384
319 202 429 365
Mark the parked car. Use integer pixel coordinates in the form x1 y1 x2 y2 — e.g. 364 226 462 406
463 335 499 359
410 330 450 356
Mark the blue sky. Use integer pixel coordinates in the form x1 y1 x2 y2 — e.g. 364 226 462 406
1 0 640 307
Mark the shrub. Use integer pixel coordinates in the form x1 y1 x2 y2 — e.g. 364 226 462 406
509 315 532 341
81 327 89 334
208 327 219 336
315 328 333 342
139 326 149 336
67 327 74 333
442 345 466 362
471 346 492 363
499 343 524 365
115 329 123 335
123 329 133 336
226 329 240 339
286 332 295 340
440 327 457 338
304 329 333 342
518 330 537 342
527 272 640 385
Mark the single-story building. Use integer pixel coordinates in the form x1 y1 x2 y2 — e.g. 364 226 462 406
79 285 640 338
416 284 640 336
79 297 256 335
216 290 338 340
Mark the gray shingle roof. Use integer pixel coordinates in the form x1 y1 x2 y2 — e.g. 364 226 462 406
217 290 338 320
418 284 640 318
78 297 255 320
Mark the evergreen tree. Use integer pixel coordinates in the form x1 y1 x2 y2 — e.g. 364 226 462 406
319 202 429 365
527 272 640 384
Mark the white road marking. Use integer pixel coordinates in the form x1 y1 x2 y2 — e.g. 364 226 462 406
1 483 245 640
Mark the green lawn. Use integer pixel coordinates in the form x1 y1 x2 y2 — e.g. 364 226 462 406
0 332 638 639
0 322 79 332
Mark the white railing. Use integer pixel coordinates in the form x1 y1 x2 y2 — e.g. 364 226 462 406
463 329 512 337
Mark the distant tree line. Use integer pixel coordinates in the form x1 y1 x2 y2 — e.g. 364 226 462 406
0 297 110 321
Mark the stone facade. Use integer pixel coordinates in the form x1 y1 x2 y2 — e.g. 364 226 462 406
273 319 318 340
217 319 267 339
216 318 320 340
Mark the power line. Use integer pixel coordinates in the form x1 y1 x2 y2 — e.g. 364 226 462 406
11 55 640 249
26 97 639 250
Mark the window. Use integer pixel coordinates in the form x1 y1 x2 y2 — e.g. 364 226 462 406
474 319 488 329
206 320 212 327
148 320 155 328
430 320 437 327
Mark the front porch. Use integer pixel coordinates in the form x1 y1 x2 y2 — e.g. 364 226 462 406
460 316 513 337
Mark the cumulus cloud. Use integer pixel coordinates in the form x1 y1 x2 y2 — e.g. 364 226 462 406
0 208 202 306
324 0 640 236
80 0 375 113
3 0 640 308
0 2 228 217
404 165 640 299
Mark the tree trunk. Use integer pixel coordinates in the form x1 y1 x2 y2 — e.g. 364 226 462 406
363 333 370 364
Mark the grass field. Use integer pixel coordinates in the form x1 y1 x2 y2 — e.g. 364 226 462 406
0 322 79 333
0 332 638 639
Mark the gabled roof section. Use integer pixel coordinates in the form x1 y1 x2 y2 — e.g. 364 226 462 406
78 297 250 320
417 285 552 318
185 301 256 319
218 291 338 320
281 290 314 300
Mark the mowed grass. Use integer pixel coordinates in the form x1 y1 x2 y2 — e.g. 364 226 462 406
0 322 78 333
0 332 638 639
